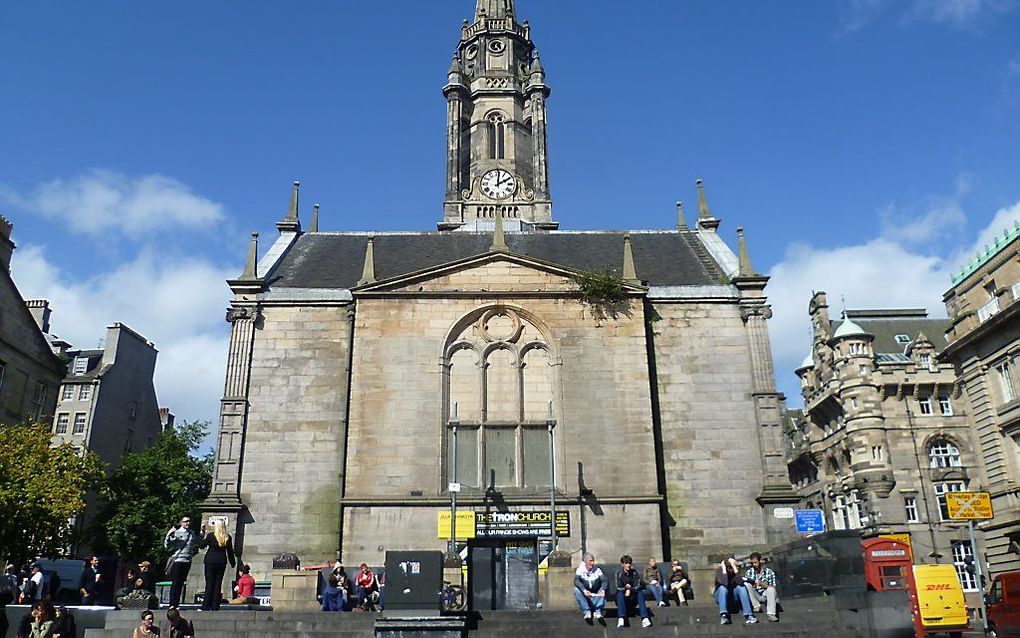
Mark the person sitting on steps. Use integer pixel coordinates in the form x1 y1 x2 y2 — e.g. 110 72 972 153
743 552 779 622
714 557 756 625
572 552 606 624
615 554 652 629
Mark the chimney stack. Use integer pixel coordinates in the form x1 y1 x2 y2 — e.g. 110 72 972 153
0 215 14 271
26 299 51 334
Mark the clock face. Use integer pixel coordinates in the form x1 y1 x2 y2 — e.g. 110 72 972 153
481 169 516 199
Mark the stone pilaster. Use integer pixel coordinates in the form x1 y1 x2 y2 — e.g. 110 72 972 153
735 275 798 543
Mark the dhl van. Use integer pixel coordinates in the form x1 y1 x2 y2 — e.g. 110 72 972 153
912 563 969 637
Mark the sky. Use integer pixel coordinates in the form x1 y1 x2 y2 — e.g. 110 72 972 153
1 0 1019 444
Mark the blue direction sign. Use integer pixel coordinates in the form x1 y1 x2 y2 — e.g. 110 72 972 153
794 509 825 534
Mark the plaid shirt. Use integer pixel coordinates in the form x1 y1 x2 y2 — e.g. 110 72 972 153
743 566 777 593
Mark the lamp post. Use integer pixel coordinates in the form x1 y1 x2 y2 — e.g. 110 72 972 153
448 402 459 558
546 400 558 551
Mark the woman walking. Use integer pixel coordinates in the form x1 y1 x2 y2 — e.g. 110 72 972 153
199 520 236 611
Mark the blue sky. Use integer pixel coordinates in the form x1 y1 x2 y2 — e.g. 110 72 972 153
1 0 1019 432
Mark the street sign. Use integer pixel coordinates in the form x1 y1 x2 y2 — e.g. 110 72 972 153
774 507 795 519
946 491 993 520
437 511 476 539
794 509 825 534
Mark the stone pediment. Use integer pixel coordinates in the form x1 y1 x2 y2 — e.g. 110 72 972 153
353 251 644 296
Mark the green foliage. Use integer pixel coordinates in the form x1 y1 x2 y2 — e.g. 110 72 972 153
90 420 212 573
0 423 105 565
572 268 631 322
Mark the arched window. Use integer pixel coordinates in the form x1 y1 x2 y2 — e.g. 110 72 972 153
444 307 558 490
928 438 962 468
488 113 506 159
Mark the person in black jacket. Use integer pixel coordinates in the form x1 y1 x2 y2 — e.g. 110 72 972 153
52 606 76 638
198 520 236 611
79 557 101 605
615 555 651 629
714 557 755 625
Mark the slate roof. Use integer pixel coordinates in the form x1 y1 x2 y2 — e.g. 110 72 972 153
267 230 727 289
831 310 949 354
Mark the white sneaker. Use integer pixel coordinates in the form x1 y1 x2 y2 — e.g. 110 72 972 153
657 601 666 607
641 617 652 628
617 617 626 628
593 611 603 620
583 611 592 620
745 616 759 624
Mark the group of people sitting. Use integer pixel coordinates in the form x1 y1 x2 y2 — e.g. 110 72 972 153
572 551 778 628
321 562 383 612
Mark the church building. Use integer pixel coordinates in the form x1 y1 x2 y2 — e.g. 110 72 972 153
203 0 796 604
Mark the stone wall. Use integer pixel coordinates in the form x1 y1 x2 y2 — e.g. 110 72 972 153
236 304 351 575
649 301 769 565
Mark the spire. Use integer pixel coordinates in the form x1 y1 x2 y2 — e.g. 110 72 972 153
476 0 515 20
310 204 320 233
240 232 259 280
276 180 301 233
358 237 376 286
490 211 509 252
696 178 720 231
622 233 638 283
676 201 687 229
736 226 755 277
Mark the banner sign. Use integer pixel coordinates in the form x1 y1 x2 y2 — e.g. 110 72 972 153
474 510 570 538
437 511 477 539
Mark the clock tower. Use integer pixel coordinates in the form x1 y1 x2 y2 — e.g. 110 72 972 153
441 0 555 230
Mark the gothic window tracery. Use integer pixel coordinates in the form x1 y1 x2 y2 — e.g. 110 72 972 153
488 113 506 159
444 306 558 490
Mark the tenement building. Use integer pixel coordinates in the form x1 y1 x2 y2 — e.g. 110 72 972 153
789 294 987 595
941 220 1020 576
203 0 797 606
0 216 63 425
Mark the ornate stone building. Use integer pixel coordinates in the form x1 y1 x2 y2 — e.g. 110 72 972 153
203 0 796 603
940 220 1020 576
788 294 987 594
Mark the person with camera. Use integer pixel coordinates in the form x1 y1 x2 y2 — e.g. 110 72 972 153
163 516 200 608
198 520 236 611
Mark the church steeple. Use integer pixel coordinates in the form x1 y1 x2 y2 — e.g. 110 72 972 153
441 1 554 231
475 0 516 20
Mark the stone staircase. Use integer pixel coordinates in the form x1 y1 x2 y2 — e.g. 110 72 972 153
82 598 867 637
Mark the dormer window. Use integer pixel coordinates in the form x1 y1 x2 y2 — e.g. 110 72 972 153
895 334 911 345
919 354 931 369
72 357 89 375
847 342 865 356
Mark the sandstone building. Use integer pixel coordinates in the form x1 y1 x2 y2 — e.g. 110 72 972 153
789 295 988 594
204 0 797 606
0 216 64 425
941 220 1020 576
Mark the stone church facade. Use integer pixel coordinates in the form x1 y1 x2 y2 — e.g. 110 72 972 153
203 0 796 592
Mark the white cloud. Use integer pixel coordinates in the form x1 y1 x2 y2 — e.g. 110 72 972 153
0 170 225 238
908 0 1015 29
768 197 1020 404
11 244 233 433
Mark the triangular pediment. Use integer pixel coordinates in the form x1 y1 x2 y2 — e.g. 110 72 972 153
353 251 645 295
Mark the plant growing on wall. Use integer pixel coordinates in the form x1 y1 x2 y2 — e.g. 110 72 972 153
572 268 631 323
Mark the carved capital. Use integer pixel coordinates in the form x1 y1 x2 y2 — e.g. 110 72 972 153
225 306 259 323
739 304 773 322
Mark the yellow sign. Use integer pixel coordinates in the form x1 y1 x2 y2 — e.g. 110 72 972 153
437 511 476 539
946 491 993 520
880 533 913 560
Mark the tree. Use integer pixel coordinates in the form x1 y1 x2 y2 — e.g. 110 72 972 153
90 420 212 574
0 423 105 565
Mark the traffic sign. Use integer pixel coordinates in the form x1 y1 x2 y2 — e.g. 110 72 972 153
946 491 993 520
794 509 825 534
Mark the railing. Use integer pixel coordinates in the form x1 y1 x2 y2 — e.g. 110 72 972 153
462 18 530 41
977 297 1000 323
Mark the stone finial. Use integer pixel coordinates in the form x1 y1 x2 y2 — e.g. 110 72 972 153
622 233 638 282
490 211 509 253
736 226 755 277
696 178 721 231
531 50 544 73
676 201 687 229
358 237 376 286
310 204 320 233
449 53 461 75
277 180 302 233
240 232 260 280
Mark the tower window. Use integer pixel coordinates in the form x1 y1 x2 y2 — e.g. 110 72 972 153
488 114 506 159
